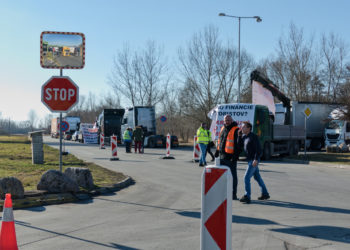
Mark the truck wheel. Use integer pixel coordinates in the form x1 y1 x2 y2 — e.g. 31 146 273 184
310 139 322 151
149 139 155 148
262 142 271 161
293 142 300 155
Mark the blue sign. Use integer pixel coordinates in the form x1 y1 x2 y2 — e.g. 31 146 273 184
160 115 167 123
60 121 70 132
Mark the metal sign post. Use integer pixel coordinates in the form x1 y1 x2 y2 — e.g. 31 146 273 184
303 107 312 159
59 69 63 172
40 31 84 173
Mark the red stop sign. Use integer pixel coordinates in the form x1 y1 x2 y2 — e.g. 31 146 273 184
41 76 79 112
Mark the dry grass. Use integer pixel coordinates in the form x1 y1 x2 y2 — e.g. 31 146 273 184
0 135 126 191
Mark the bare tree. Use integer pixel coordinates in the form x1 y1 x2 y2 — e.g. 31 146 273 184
268 23 315 101
99 92 121 109
109 41 169 107
27 109 37 131
320 32 348 102
109 44 137 106
178 25 222 123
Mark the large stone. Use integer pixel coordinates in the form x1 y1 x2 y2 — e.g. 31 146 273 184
37 170 79 193
0 177 25 199
64 167 94 190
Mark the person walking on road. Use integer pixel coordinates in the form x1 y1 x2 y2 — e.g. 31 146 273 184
133 126 144 153
206 129 215 162
214 114 241 200
123 128 132 153
239 121 270 204
197 122 210 167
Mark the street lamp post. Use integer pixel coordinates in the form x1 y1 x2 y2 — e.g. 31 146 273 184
219 13 262 103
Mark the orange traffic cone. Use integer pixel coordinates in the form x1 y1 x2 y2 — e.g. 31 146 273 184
0 193 18 250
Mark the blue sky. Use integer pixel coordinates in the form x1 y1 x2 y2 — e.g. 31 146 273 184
1 0 350 123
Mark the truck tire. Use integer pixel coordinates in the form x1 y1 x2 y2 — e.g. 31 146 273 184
310 139 322 151
262 142 271 161
148 139 155 148
293 142 300 155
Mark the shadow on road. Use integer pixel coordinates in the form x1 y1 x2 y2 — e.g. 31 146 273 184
271 225 350 244
259 200 350 214
94 197 185 212
110 243 141 250
15 220 130 249
23 206 46 212
176 211 279 225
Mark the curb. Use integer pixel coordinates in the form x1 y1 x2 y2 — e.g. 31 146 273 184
278 158 350 169
0 176 134 211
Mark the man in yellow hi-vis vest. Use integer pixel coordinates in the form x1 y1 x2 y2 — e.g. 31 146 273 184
197 122 210 167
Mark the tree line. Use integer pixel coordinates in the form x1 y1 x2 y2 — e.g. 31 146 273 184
2 23 349 140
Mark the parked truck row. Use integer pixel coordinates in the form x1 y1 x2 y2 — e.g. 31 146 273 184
208 70 345 159
49 70 349 155
50 106 178 148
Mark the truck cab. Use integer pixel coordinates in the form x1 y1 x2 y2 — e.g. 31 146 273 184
121 106 157 147
97 109 125 145
325 120 350 147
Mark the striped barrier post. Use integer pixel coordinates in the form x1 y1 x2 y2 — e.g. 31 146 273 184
193 135 201 162
201 162 232 250
0 193 18 250
110 135 119 161
100 134 105 149
162 133 174 159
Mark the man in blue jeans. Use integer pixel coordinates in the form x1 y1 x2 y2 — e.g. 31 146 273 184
239 121 270 204
196 122 209 167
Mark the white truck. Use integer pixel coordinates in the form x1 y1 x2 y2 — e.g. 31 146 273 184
121 106 160 147
324 108 350 148
280 102 339 150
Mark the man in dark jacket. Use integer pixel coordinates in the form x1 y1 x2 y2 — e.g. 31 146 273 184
133 126 144 153
239 121 270 204
215 115 241 200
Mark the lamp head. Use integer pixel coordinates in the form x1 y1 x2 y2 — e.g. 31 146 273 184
254 16 262 22
218 13 226 16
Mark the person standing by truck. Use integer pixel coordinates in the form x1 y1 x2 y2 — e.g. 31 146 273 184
239 121 270 204
214 115 241 200
123 128 132 153
197 123 210 167
206 128 215 162
133 126 144 153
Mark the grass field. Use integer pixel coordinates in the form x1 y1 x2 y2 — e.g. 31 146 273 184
0 135 126 191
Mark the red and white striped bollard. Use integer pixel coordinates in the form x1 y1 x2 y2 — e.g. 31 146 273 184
161 133 175 159
110 135 119 161
193 135 201 162
100 133 105 149
200 162 232 250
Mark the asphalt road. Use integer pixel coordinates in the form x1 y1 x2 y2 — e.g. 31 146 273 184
12 137 350 249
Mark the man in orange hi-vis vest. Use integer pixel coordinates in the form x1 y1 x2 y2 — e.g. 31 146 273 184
215 114 242 200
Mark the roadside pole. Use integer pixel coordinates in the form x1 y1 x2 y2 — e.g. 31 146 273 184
303 106 312 160
40 31 84 173
304 115 306 159
59 112 63 172
59 69 63 172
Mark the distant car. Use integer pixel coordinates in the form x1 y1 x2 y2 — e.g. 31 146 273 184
161 135 179 148
64 133 72 140
171 135 179 148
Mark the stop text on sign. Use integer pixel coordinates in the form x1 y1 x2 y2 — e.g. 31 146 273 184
44 88 76 101
41 76 79 112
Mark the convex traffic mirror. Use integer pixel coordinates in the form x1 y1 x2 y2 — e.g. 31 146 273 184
40 31 85 69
